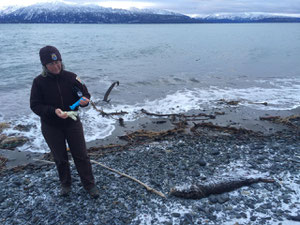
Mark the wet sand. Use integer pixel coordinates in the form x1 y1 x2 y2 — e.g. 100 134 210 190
1 105 299 170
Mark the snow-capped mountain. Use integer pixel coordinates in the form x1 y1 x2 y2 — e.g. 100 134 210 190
0 2 299 23
0 2 194 23
0 5 22 15
193 12 300 23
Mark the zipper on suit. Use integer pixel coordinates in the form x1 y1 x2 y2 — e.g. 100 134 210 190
56 77 64 109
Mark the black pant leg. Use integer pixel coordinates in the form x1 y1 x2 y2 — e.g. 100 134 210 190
41 122 71 187
65 121 95 190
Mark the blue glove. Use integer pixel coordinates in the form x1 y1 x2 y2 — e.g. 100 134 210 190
70 97 84 110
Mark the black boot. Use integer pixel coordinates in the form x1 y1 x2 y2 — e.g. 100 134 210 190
87 186 99 199
60 186 71 197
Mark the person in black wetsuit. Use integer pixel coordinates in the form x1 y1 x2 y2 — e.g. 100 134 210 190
30 45 99 198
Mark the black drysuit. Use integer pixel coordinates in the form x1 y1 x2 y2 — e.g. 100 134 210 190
30 70 95 190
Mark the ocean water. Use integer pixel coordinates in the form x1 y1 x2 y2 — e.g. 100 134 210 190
1 23 300 153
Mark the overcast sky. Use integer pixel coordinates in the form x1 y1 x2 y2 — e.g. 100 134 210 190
1 0 300 16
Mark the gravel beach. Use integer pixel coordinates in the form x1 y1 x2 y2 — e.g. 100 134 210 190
0 106 299 225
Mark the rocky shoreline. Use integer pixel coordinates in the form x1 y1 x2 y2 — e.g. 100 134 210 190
0 106 299 224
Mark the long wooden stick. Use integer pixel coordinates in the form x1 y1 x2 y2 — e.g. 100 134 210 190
33 158 55 164
90 160 166 198
33 158 166 198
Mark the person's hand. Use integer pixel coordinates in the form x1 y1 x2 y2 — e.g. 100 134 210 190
55 108 68 119
79 97 90 106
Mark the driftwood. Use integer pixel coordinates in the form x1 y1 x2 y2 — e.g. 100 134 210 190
141 109 184 117
90 101 128 117
103 81 119 102
219 99 268 106
170 177 275 199
33 158 166 198
260 115 300 128
90 160 166 198
33 158 56 165
190 122 262 136
141 109 217 119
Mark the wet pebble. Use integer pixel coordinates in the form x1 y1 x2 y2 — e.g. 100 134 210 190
250 216 257 221
208 195 218 204
198 159 207 166
217 193 229 204
210 149 220 155
0 130 299 225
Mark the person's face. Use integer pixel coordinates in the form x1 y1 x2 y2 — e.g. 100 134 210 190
46 61 62 74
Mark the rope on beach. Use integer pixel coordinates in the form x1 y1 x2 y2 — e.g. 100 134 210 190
33 158 166 198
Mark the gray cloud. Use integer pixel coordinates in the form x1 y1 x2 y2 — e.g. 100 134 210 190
153 0 300 14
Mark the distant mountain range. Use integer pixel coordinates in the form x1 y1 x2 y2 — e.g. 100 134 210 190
0 2 300 24
194 13 300 23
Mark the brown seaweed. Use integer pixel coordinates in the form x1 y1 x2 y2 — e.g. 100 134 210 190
170 177 275 199
118 127 185 142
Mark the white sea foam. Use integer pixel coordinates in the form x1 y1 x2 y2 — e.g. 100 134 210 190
2 78 300 153
101 79 300 120
79 107 115 142
3 114 49 153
